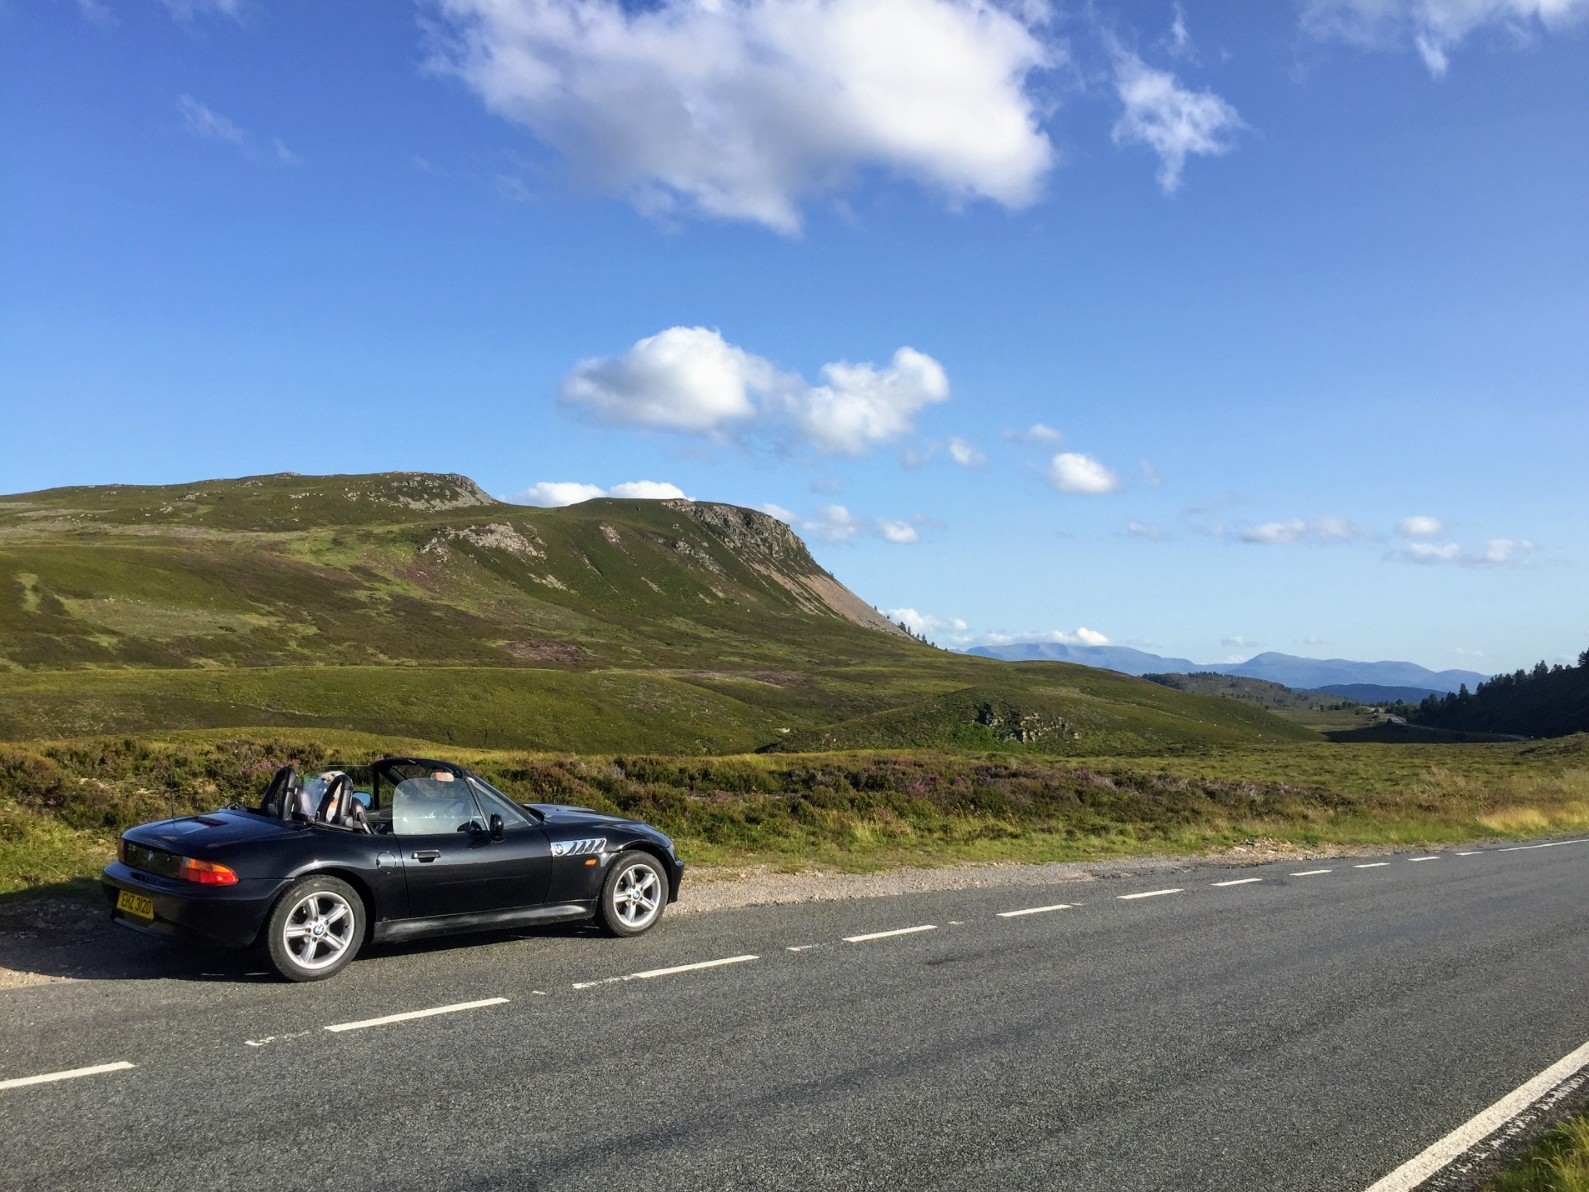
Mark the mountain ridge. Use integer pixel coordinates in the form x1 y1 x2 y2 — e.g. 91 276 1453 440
965 642 1489 694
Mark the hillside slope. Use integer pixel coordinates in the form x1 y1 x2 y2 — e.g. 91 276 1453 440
0 472 1316 754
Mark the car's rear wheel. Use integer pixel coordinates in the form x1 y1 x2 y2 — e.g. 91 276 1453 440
264 876 364 982
597 852 667 937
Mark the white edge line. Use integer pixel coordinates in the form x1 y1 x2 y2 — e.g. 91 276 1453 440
1291 869 1333 876
1118 888 1183 900
997 903 1074 918
325 997 509 1033
0 1061 136 1091
1354 863 1391 869
1499 838 1589 852
1212 878 1263 887
1456 851 1479 856
1363 1037 1589 1191
630 955 758 981
1407 856 1440 862
844 925 937 943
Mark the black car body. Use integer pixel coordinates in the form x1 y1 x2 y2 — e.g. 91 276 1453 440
100 757 684 980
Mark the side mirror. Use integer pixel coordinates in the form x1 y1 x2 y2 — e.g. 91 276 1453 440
489 813 505 842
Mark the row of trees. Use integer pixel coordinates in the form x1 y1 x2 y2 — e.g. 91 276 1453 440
1400 649 1589 738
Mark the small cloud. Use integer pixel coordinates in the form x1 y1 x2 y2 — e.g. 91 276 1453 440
1398 515 1444 537
1391 536 1535 567
1046 452 1123 495
496 174 532 203
810 475 843 494
1221 635 1257 649
1238 515 1368 545
272 138 301 167
163 0 243 21
1140 458 1163 485
770 502 924 545
948 437 987 468
412 156 447 177
977 626 1111 647
803 504 865 543
1108 43 1243 193
877 520 920 544
516 482 608 507
1126 520 1165 541
1301 0 1589 78
1004 423 1065 444
560 327 949 456
177 94 246 145
1168 3 1195 57
608 480 688 500
888 608 970 641
76 0 116 26
758 503 798 524
517 480 687 507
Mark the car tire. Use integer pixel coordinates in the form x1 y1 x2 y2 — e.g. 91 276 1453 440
263 875 365 982
597 852 667 937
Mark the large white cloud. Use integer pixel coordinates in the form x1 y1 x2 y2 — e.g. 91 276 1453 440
561 327 768 435
1046 452 1123 494
562 327 950 455
782 348 950 455
430 0 1057 233
1109 47 1242 193
518 479 688 506
1302 0 1589 74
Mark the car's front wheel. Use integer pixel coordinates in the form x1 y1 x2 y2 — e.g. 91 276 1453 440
263 876 365 982
597 852 667 937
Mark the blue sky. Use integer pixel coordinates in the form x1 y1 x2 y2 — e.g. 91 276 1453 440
3 0 1585 674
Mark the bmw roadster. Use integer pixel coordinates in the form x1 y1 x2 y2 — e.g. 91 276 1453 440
99 757 684 981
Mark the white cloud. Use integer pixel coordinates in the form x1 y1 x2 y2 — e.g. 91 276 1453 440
1140 457 1163 485
802 504 865 542
1126 520 1165 540
429 0 1057 234
561 327 949 455
1391 536 1536 565
1238 515 1369 544
1398 514 1444 537
561 326 767 435
1168 3 1195 56
1109 47 1242 193
768 502 923 545
518 481 608 507
177 95 246 145
1221 635 1257 649
1004 422 1064 444
889 607 969 638
948 436 987 467
1302 0 1589 76
517 479 688 506
977 626 1111 647
784 348 951 455
1046 452 1123 494
1241 518 1308 544
163 0 242 20
608 480 689 500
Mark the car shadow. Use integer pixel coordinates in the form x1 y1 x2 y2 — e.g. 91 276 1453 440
1 882 617 986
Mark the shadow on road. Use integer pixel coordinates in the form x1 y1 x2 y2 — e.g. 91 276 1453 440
0 880 612 988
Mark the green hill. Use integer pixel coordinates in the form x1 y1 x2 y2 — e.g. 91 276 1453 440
0 471 1317 754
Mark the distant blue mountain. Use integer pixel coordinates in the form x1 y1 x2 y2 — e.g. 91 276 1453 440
1310 683 1443 704
964 643 1489 694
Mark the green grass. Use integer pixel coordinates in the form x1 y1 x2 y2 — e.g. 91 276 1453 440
1488 1114 1589 1192
5 730 1587 895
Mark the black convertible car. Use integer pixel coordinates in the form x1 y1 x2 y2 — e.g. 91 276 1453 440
100 757 684 981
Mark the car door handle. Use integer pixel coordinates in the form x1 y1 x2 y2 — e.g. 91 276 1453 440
412 850 442 862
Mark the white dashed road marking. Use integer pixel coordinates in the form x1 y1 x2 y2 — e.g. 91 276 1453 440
1363 1037 1589 1191
1355 863 1390 869
845 925 937 943
1456 852 1479 856
1408 856 1440 863
1212 878 1263 888
0 1061 136 1091
997 903 1074 918
325 997 510 1033
574 955 760 988
1291 869 1333 876
1118 889 1182 901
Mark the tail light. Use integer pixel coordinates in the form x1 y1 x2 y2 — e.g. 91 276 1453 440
178 857 239 886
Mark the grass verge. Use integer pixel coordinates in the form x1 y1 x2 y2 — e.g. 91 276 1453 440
1488 1114 1589 1192
3 730 1588 895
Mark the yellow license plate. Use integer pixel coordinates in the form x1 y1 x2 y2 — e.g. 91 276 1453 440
116 890 154 920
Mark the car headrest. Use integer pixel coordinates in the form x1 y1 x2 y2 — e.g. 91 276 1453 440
315 773 351 825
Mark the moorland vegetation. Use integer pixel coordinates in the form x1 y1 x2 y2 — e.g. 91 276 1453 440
1 471 1584 896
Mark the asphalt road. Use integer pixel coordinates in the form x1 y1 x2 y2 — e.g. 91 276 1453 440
2 839 1587 1192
